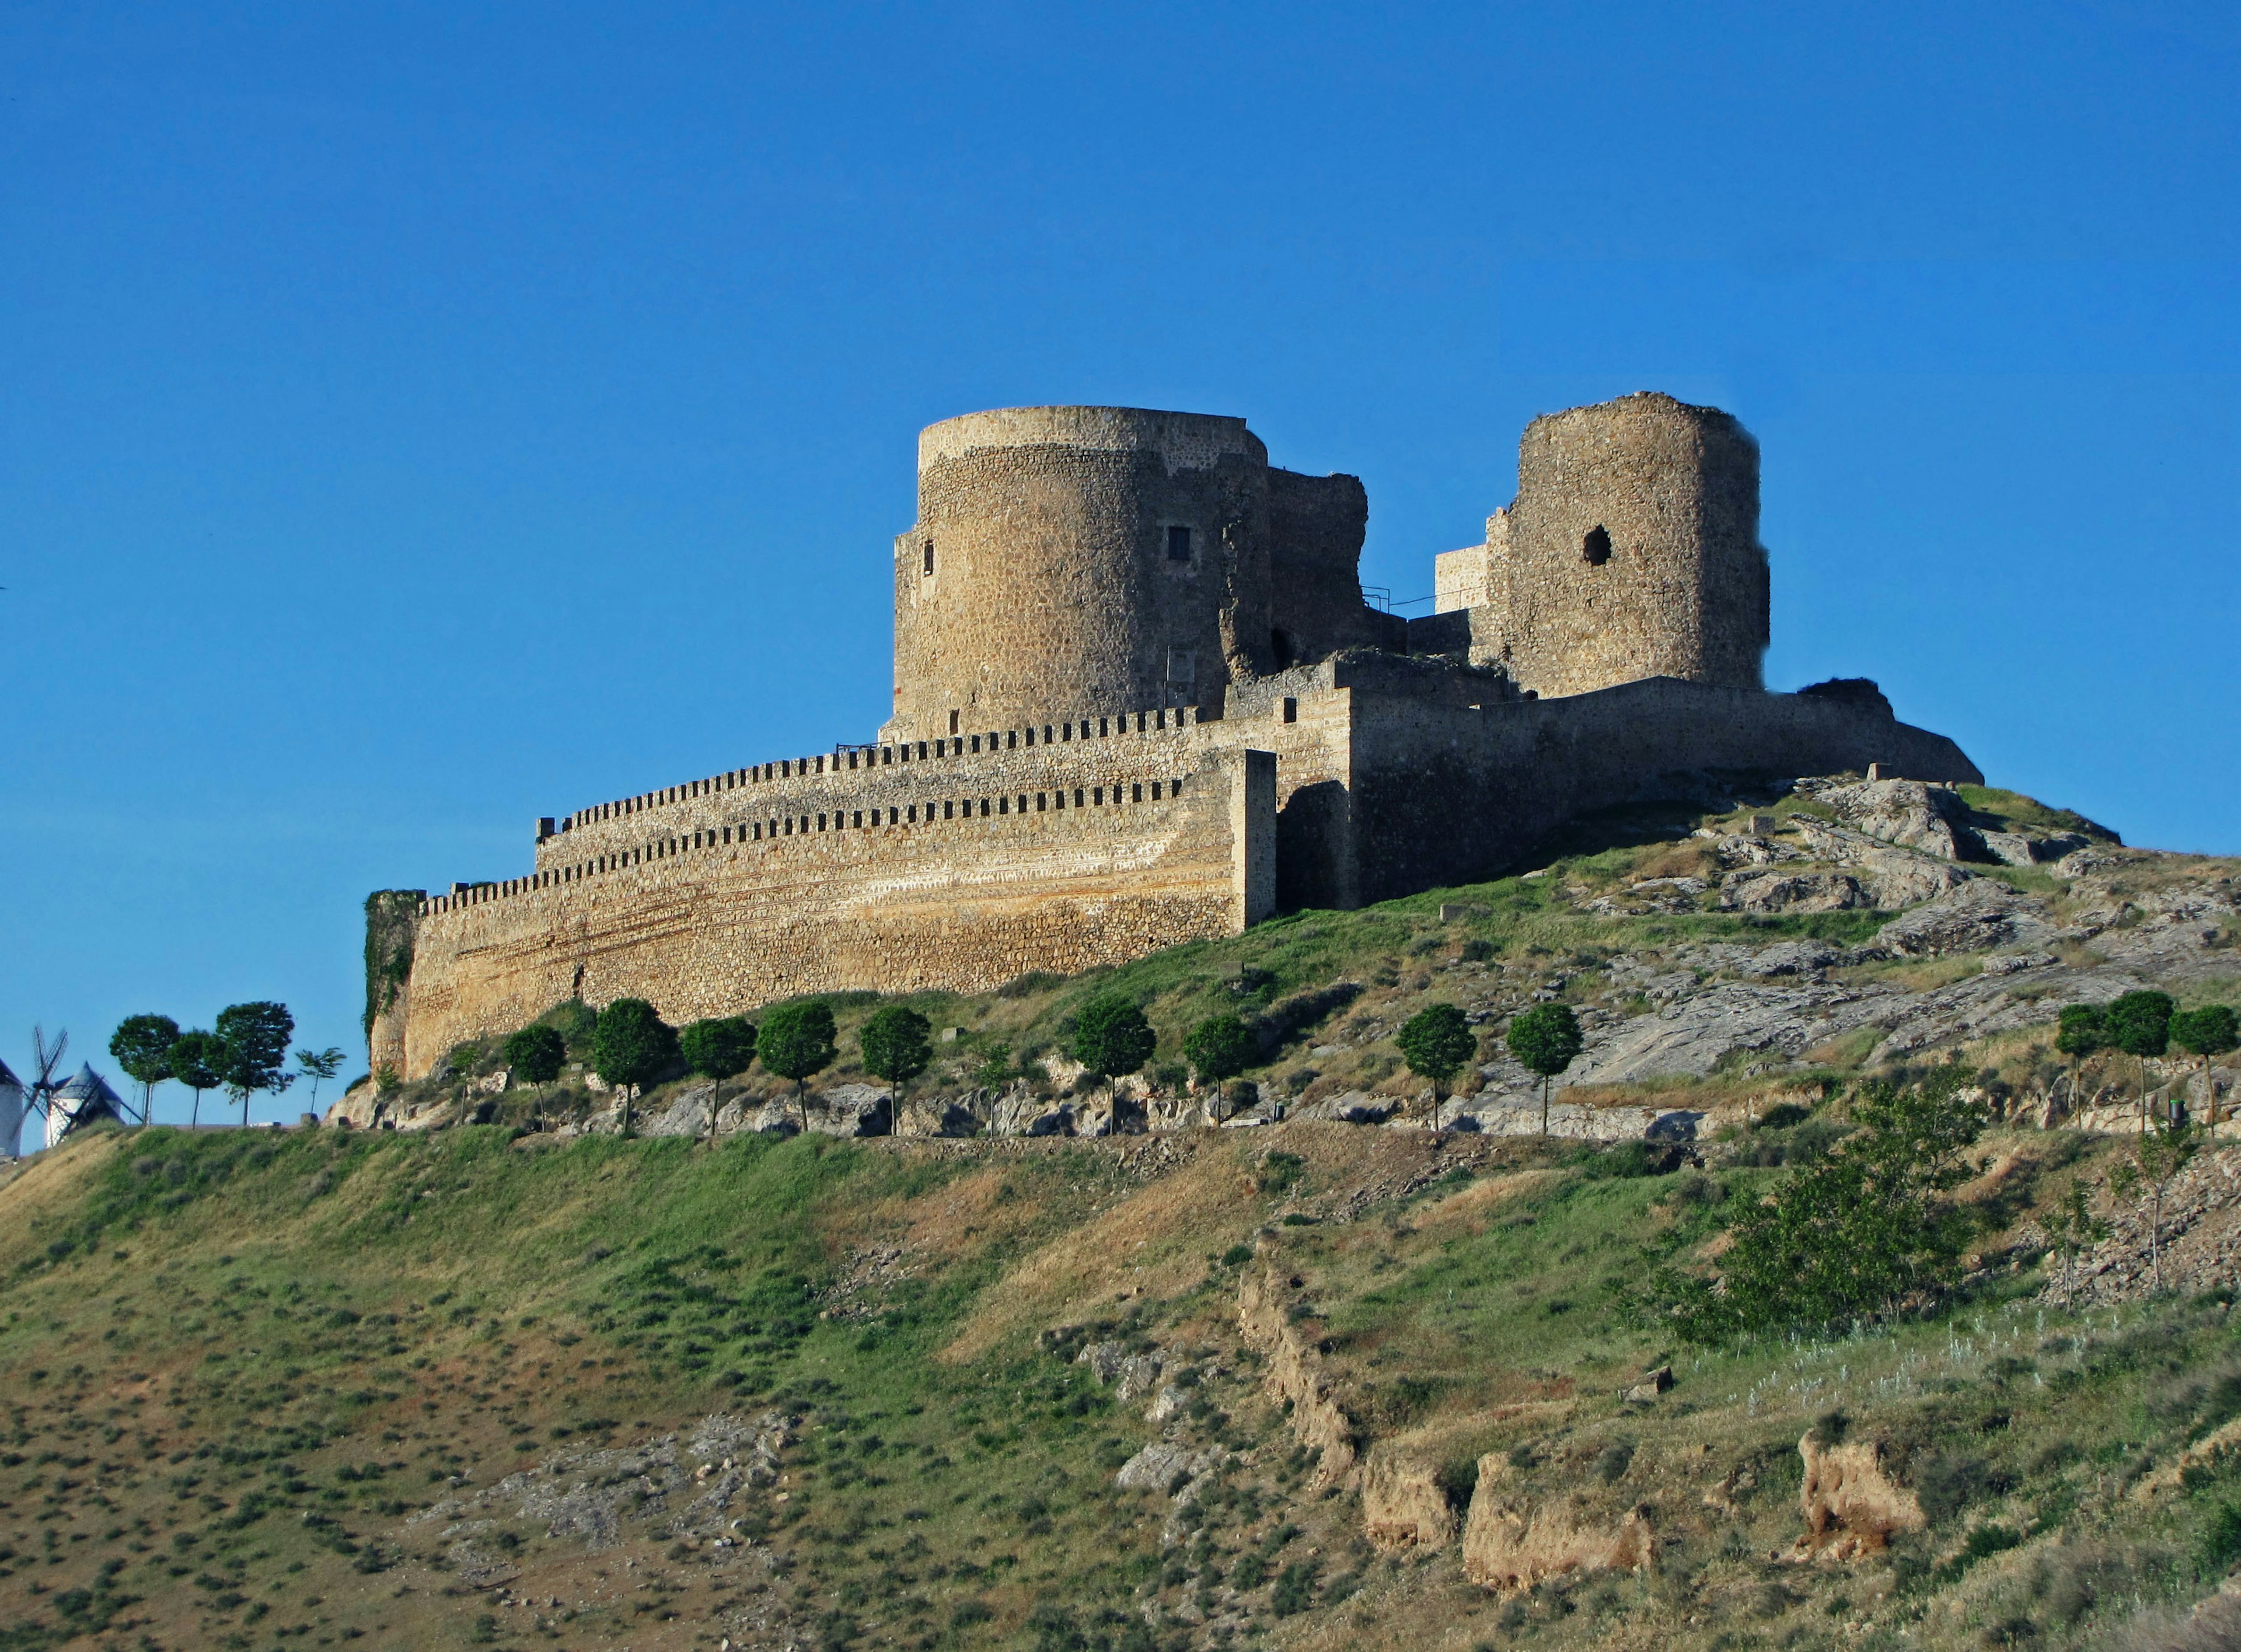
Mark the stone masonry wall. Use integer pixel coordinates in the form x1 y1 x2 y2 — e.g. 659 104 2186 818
1490 393 1769 697
538 703 1221 871
401 745 1276 1077
1343 672 1981 904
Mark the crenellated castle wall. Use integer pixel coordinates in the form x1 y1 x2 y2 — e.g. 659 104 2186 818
396 742 1277 1075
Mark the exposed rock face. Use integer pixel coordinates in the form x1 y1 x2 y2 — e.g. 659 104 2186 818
1236 1258 1357 1487
1460 1459 1656 1590
805 1084 892 1137
1718 871 1872 913
1115 1441 1224 1496
1809 777 1981 861
1359 1448 1458 1550
1876 879 2049 958
1794 1433 1924 1560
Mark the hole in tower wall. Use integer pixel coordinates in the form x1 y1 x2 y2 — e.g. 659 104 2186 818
1582 525 1612 565
1270 628 1293 667
923 539 934 575
1167 525 1192 561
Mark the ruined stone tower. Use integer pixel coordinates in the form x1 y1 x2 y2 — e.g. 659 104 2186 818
886 406 1385 741
1435 392 1770 697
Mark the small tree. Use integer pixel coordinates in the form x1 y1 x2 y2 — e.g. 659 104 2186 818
1070 997 1156 1081
215 1001 295 1128
860 1007 933 1094
2055 1004 2107 1122
2172 1005 2240 1129
109 1014 180 1124
1395 1004 1476 1109
2040 1178 2109 1305
2117 1118 2201 1294
1507 1004 1584 1136
1183 1013 1256 1087
680 1015 759 1139
2106 989 2176 1131
591 998 679 1134
502 1025 567 1087
758 1002 837 1127
167 1031 223 1127
292 1046 347 1113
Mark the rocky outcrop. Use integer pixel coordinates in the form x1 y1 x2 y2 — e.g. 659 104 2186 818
1360 1447 1458 1550
1237 1258 1357 1487
1461 1458 1656 1590
805 1084 892 1137
1793 1433 1924 1560
1808 777 1981 861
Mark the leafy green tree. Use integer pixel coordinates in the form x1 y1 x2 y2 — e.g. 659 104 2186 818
1070 996 1156 1080
680 1015 759 1140
292 1046 347 1113
109 1014 179 1124
859 1007 933 1092
214 1001 295 1128
2172 1005 2241 1127
1395 1004 1476 1104
2107 990 2177 1130
591 998 679 1135
502 1025 568 1086
1665 1063 1989 1340
2055 1004 2107 1122
758 1001 837 1127
1507 1003 1584 1134
1183 1013 1256 1086
166 1030 223 1128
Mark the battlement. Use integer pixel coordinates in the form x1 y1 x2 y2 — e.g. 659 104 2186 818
538 702 1217 867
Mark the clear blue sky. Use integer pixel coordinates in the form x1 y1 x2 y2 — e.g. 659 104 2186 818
6 2 2238 1125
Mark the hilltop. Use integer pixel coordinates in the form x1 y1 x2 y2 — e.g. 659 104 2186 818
5 777 2241 1652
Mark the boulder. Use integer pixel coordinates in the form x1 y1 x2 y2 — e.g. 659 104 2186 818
1114 1442 1224 1496
1075 1341 1126 1384
749 1099 802 1136
1114 1353 1165 1405
1146 1384 1189 1424
804 1084 892 1137
637 1087 715 1138
895 1097 980 1137
1291 1091 1397 1125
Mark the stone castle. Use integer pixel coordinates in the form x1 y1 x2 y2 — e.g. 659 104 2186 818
366 392 1978 1078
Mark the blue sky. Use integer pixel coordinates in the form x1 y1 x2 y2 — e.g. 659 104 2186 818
5 2 2238 1125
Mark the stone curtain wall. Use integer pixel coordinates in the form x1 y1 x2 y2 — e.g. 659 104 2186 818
1483 393 1771 698
399 746 1276 1076
538 703 1220 871
1343 673 1982 905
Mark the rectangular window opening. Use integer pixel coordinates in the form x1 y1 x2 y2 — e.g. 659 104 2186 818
1167 525 1192 561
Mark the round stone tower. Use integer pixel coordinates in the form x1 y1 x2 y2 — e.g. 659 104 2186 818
886 406 1277 741
1497 392 1769 698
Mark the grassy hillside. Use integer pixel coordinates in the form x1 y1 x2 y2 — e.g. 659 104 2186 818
10 790 2241 1652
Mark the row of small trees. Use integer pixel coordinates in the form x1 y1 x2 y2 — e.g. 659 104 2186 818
107 1005 348 1128
486 990 1589 1127
2056 991 2238 1126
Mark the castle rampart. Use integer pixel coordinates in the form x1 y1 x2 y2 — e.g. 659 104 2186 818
369 394 1983 1082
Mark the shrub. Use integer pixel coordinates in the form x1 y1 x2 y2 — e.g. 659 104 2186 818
679 1016 758 1082
1184 1014 1256 1084
502 1025 567 1085
1663 1062 1989 1340
590 999 679 1092
859 1007 933 1089
1270 1560 1320 1615
1070 997 1156 1079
